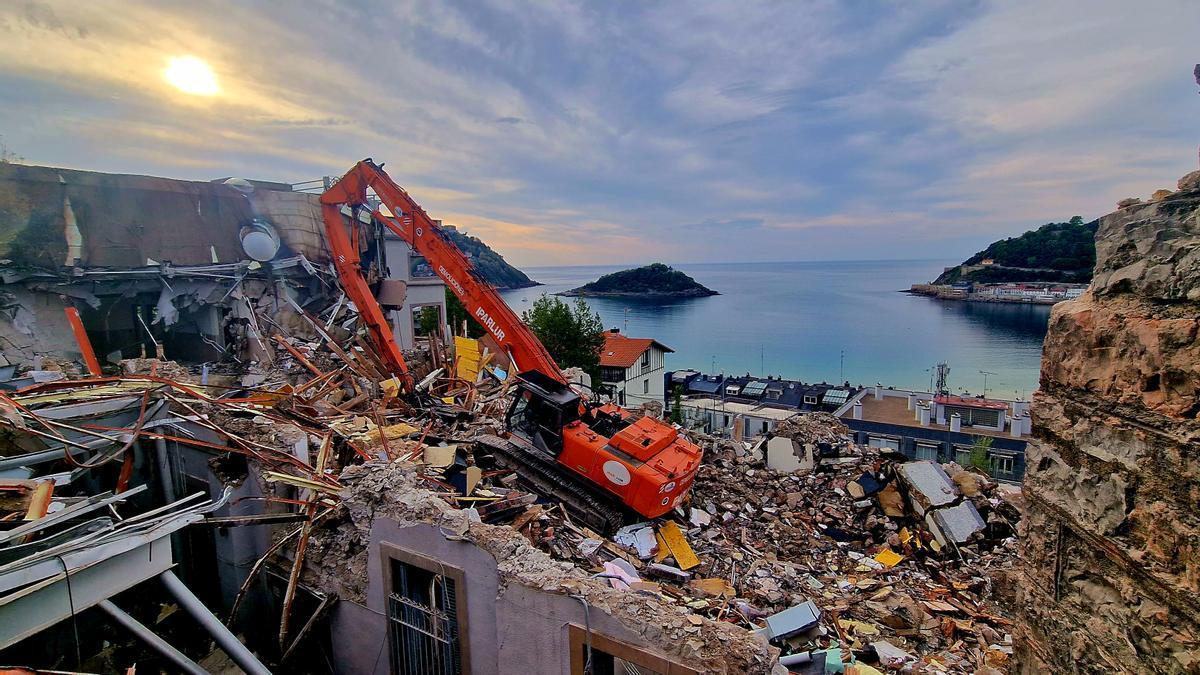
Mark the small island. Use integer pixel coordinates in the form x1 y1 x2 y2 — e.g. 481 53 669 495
559 263 718 298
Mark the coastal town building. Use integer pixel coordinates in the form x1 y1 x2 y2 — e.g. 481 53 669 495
665 370 858 441
834 385 1029 483
665 370 1028 482
599 328 673 406
910 281 1087 304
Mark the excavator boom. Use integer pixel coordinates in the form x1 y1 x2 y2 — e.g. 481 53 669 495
319 159 565 389
320 159 701 528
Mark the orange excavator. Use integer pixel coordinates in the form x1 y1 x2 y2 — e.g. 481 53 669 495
320 159 702 531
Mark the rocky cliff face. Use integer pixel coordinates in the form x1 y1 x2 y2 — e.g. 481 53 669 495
1016 170 1200 672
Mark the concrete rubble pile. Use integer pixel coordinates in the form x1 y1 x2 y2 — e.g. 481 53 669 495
0 270 1022 673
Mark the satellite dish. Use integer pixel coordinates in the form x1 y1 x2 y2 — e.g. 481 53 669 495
239 218 280 262
224 177 255 194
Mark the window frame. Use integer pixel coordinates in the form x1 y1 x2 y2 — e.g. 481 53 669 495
381 543 471 674
914 442 939 462
568 624 699 675
990 453 1016 477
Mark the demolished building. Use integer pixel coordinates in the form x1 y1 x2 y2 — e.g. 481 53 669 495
0 162 1025 674
1015 170 1200 672
0 162 446 374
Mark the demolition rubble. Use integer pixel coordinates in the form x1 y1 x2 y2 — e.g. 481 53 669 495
0 163 1021 673
0 313 1021 672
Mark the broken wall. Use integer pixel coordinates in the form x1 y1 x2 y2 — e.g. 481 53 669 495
1015 171 1200 672
308 463 783 674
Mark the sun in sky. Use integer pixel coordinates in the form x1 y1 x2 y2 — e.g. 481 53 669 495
164 56 219 96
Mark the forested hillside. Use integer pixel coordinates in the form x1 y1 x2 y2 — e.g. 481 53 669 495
935 216 1098 284
442 228 539 289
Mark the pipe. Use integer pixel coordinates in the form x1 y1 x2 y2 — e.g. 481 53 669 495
98 599 208 675
159 570 273 675
0 438 106 471
154 436 177 503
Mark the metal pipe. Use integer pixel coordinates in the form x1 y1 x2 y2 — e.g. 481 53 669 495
159 570 273 675
97 599 208 675
154 436 177 503
0 439 105 471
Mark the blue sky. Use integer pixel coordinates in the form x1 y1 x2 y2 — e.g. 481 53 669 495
1 1 1197 266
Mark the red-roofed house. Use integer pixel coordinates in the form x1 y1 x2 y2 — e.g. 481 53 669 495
599 328 674 407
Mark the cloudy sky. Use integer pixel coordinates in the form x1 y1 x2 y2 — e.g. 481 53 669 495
1 1 1196 266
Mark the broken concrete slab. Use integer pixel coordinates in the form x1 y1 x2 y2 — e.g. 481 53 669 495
926 501 987 547
765 435 813 473
897 460 959 515
763 600 821 640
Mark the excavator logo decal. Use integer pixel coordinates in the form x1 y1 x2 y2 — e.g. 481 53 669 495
438 265 465 296
474 307 506 342
437 267 505 342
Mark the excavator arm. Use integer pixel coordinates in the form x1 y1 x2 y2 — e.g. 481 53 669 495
320 159 566 391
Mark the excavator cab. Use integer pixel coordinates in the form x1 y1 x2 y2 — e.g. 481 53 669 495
505 371 583 456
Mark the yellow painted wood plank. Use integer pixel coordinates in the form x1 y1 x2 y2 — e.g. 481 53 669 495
653 531 671 562
658 521 700 570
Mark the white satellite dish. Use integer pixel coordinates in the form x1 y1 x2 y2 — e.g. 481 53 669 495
239 218 280 262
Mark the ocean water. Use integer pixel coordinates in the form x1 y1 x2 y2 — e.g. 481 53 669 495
498 260 1051 399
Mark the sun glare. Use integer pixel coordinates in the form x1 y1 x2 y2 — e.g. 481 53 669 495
164 56 219 96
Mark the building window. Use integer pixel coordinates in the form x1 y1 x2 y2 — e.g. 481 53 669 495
991 454 1015 477
409 254 436 278
946 405 1001 428
722 414 729 427
803 395 818 405
643 379 649 394
915 443 939 461
867 436 900 451
954 446 972 466
761 420 769 434
600 366 624 383
385 546 468 675
412 304 443 340
641 350 651 370
569 624 698 675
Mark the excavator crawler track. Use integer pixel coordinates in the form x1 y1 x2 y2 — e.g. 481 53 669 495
475 434 626 534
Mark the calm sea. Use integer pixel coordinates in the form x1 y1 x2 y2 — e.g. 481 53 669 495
498 260 1051 399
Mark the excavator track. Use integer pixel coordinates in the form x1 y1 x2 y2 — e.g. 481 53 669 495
475 434 626 534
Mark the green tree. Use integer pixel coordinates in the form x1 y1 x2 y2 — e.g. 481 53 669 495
414 305 442 337
669 386 684 425
521 295 605 382
444 288 486 338
968 435 994 472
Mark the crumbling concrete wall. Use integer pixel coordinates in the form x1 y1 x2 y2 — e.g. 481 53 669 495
307 463 783 674
1015 171 1200 673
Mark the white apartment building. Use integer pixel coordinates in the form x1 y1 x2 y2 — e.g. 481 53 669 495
598 329 673 407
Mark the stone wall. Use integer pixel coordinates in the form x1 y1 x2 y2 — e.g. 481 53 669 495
1015 171 1200 672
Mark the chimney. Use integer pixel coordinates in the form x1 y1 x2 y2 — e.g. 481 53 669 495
874 383 883 400
853 400 863 420
919 404 931 427
907 392 917 410
950 413 962 433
